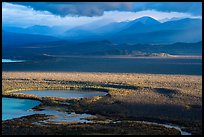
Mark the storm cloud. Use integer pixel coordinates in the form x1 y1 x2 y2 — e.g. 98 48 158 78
133 2 202 16
11 2 202 17
11 2 134 17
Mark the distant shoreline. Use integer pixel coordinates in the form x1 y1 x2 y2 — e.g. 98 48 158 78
43 54 202 59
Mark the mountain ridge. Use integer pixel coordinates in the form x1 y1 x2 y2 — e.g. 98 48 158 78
2 16 202 46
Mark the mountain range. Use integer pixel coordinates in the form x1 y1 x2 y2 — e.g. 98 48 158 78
2 31 59 48
3 16 202 44
63 16 202 44
2 16 202 59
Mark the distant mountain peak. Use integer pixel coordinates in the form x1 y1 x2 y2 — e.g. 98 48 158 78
132 16 160 25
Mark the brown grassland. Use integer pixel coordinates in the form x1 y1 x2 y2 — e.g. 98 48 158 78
2 72 202 135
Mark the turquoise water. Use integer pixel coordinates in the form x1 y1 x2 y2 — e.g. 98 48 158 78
2 97 191 134
2 97 41 121
2 90 106 121
2 97 93 123
33 109 93 124
13 90 107 98
2 59 25 63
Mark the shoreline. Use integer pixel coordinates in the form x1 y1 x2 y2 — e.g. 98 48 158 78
2 94 191 135
43 54 202 59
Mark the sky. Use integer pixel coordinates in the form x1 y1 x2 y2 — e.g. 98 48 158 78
2 2 202 28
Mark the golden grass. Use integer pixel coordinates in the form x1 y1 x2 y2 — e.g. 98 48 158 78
2 71 202 135
2 71 202 97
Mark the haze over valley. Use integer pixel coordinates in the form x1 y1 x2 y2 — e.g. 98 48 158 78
3 16 202 60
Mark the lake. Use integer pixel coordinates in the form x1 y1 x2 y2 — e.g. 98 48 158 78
2 96 192 134
12 90 107 98
2 97 41 121
2 90 107 121
2 57 202 75
2 97 93 123
2 59 25 63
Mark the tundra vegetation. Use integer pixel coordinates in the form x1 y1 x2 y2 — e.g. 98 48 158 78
2 72 202 135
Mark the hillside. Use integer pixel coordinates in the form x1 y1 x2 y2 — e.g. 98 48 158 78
3 40 202 60
2 31 60 48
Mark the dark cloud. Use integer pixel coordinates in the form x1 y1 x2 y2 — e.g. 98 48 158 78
11 2 134 17
11 2 202 17
133 2 202 16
